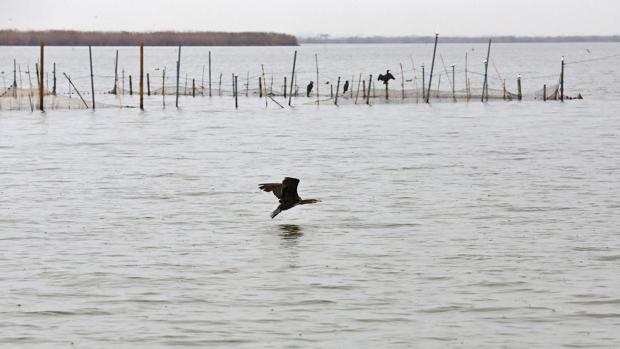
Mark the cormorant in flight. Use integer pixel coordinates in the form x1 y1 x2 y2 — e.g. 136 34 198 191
378 70 395 85
259 177 321 218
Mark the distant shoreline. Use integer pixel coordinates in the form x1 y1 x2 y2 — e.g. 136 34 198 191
0 30 298 46
299 35 620 44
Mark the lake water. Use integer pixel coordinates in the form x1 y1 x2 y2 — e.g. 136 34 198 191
1 44 620 348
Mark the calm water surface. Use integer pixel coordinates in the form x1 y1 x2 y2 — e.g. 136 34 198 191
1 44 619 348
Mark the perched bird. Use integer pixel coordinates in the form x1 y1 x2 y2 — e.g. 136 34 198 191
342 80 350 95
259 177 321 219
306 81 314 97
378 70 395 85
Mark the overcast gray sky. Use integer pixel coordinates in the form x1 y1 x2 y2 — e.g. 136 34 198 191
1 0 617 36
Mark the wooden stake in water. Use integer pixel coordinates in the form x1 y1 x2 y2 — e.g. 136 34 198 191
465 52 469 101
315 53 320 105
482 39 491 102
129 75 133 95
366 74 372 105
88 45 95 110
63 73 89 108
259 77 263 98
400 63 405 99
52 62 56 95
201 64 205 96
355 73 362 104
451 64 456 102
234 75 238 109
39 42 44 111
422 64 426 101
192 78 196 97
335 77 341 106
426 33 439 104
139 42 144 110
246 72 249 97
517 75 522 101
113 50 118 95
283 76 287 99
208 51 212 97
13 59 17 97
543 84 547 102
261 64 267 107
560 56 565 102
26 65 34 112
288 50 297 106
162 67 166 108
362 80 366 99
147 73 150 96
218 73 222 97
175 45 181 108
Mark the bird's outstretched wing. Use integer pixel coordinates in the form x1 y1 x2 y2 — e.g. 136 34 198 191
259 183 283 199
281 177 300 201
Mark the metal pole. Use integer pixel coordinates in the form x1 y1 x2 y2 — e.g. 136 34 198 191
426 33 439 103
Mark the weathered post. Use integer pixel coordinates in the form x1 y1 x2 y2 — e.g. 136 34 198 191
482 39 491 102
63 73 89 108
52 62 56 95
288 50 297 106
162 68 166 108
88 45 95 110
315 53 320 105
421 64 426 101
129 75 133 95
517 75 522 101
560 56 565 102
543 84 547 101
39 41 44 111
400 63 405 99
192 78 196 97
208 51 212 97
218 73 222 97
112 50 118 94
259 77 263 98
246 72 249 97
426 33 439 103
201 64 205 96
175 45 181 108
13 58 17 97
465 52 469 101
139 42 144 110
354 73 362 104
335 77 341 105
147 73 150 96
451 64 456 102
362 80 366 99
283 76 287 98
366 74 372 105
234 75 238 109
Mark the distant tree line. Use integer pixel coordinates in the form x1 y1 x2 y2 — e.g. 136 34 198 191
0 30 298 46
299 35 620 44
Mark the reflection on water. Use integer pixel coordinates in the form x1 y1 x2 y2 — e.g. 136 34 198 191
279 224 303 240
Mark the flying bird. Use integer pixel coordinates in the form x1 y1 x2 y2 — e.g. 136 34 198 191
259 177 321 219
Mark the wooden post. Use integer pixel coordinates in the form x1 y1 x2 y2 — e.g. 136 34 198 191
192 78 195 97
13 58 17 97
330 84 333 98
218 73 222 97
52 62 56 95
315 53 320 105
232 73 235 99
270 75 273 96
437 74 441 98
366 74 372 105
26 65 34 112
147 73 150 96
288 50 297 106
385 80 389 100
261 64 267 107
234 75 238 109
139 42 144 110
351 75 354 98
503 79 506 100
39 42 44 111
543 84 547 101
208 51 212 97
482 39 491 102
452 64 456 102
560 56 565 102
465 52 469 101
517 75 522 101
421 65 426 101
112 50 118 94
175 45 181 108
129 75 133 95
88 45 95 110
283 76 287 98
335 77 341 105
354 73 362 104
162 68 166 108
400 63 405 99
121 69 125 95
201 64 205 96
63 73 89 108
426 33 439 103
184 74 187 95
246 72 249 97
259 77 263 98
362 80 366 99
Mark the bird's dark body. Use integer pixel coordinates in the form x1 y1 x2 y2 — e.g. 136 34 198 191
378 71 396 85
259 177 320 218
